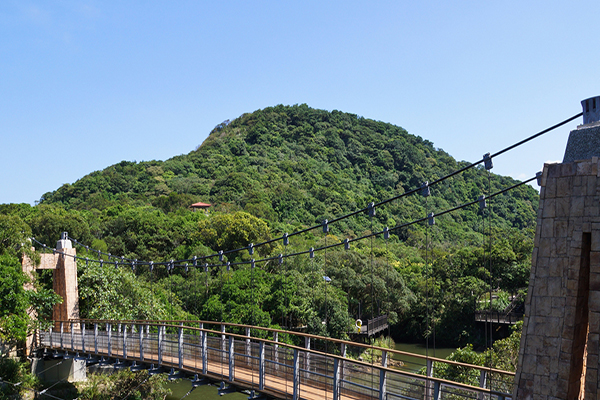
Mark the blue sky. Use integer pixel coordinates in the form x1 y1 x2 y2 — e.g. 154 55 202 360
1 1 598 205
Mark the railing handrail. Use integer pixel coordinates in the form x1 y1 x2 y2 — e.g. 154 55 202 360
47 319 515 377
41 319 514 398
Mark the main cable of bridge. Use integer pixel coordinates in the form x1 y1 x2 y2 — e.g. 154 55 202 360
42 111 580 269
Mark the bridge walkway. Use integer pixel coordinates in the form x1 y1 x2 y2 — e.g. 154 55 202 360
38 320 515 400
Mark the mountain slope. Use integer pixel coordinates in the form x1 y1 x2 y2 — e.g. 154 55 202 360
41 104 538 239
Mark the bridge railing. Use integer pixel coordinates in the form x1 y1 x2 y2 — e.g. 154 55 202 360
39 319 514 400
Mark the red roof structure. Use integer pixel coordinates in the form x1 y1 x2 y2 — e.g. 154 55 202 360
190 202 211 209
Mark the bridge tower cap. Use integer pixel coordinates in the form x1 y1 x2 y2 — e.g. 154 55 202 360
563 96 600 162
582 95 600 125
56 232 72 249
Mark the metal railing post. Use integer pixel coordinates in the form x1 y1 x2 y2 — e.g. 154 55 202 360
118 323 122 356
198 322 203 368
201 324 207 375
139 324 144 362
333 358 340 400
123 325 128 359
246 327 251 366
478 370 488 400
94 323 98 355
433 381 441 400
221 324 226 353
107 323 112 357
304 337 311 379
60 322 64 349
49 326 53 349
259 342 265 390
228 336 234 382
340 343 346 392
293 349 299 400
273 332 279 371
81 322 86 353
426 358 434 400
70 321 74 352
178 323 184 370
158 325 163 365
379 350 388 400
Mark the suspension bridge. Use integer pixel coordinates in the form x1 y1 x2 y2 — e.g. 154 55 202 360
20 101 600 399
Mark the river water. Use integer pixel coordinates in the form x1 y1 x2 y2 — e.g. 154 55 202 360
392 342 457 372
164 342 457 399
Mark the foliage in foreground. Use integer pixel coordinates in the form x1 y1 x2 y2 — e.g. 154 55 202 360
0 357 39 398
422 321 522 392
76 370 170 400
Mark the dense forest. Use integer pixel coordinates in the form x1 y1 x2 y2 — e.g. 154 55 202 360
1 104 539 357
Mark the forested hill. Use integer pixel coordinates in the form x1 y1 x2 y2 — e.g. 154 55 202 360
41 104 538 235
4 104 541 347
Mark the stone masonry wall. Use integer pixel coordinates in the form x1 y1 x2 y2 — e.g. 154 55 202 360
53 248 80 328
514 158 600 400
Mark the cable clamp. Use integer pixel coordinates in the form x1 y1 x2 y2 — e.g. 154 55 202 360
428 212 435 226
309 247 314 259
483 153 493 170
383 227 390 240
421 182 430 197
219 250 224 262
344 238 350 250
278 254 283 265
248 244 254 255
322 219 329 234
283 233 289 246
478 195 487 210
536 171 543 186
368 202 376 218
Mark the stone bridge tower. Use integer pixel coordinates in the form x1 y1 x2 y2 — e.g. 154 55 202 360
514 96 600 399
22 232 80 325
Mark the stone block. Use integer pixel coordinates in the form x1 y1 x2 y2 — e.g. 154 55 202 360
588 175 598 194
545 177 557 197
561 162 576 176
522 353 537 374
590 312 600 334
589 334 600 354
549 257 563 277
585 206 600 217
543 198 556 218
541 219 554 238
585 196 597 209
592 251 600 269
554 220 569 238
587 354 599 370
539 238 552 257
590 273 600 292
555 238 567 255
548 277 562 294
536 296 552 316
571 196 585 216
590 292 600 315
577 161 593 176
551 296 566 309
